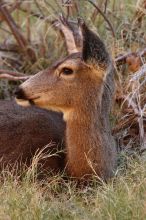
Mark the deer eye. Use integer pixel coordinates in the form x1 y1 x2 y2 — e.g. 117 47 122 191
61 68 73 75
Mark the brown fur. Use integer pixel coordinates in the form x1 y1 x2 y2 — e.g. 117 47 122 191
0 100 65 172
15 23 117 180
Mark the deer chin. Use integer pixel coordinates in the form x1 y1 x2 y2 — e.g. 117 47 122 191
15 95 42 107
15 98 31 107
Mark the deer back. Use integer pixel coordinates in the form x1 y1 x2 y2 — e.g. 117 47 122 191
0 100 65 172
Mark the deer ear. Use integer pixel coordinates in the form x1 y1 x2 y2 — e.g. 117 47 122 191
80 21 110 69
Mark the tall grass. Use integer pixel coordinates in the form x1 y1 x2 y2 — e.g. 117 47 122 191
0 156 146 220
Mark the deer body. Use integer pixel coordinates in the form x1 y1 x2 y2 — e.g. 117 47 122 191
0 100 65 171
15 20 117 180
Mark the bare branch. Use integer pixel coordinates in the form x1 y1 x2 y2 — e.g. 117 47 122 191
19 6 45 19
104 0 109 14
91 1 103 22
0 1 36 62
34 0 46 18
88 0 115 38
0 1 22 22
0 2 27 50
0 69 30 81
0 74 30 81
0 69 26 76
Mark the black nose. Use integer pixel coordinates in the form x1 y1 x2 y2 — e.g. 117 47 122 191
14 87 27 100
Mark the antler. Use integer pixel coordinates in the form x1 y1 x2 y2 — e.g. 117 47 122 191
53 15 82 54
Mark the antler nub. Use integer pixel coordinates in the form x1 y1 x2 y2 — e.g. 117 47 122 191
53 15 78 54
53 15 84 54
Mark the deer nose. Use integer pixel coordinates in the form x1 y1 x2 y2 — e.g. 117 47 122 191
14 87 27 100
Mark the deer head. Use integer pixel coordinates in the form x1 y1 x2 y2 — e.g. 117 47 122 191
15 17 111 119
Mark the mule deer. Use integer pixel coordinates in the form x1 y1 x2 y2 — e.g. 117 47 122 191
15 17 117 180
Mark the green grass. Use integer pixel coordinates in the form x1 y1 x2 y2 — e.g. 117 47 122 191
0 156 146 220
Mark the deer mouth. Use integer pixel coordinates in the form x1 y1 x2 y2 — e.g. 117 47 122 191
15 87 49 109
15 97 40 107
15 95 41 107
15 86 42 106
28 96 41 105
15 98 31 107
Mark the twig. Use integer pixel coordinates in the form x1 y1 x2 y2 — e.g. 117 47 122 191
91 0 103 22
104 0 109 14
139 48 146 57
0 69 30 81
43 0 62 16
74 2 80 16
0 1 36 62
132 0 146 29
0 74 29 81
26 2 31 42
19 6 45 19
0 43 19 52
34 0 46 18
0 26 12 34
124 95 139 116
112 115 137 134
0 2 27 50
88 0 115 38
0 69 26 76
66 6 70 19
0 1 22 22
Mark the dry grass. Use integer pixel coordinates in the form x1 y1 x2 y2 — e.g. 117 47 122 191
0 155 146 220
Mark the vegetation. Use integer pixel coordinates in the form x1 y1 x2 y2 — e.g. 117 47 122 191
0 157 146 220
0 0 146 219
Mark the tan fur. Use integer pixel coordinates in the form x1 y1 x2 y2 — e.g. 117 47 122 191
16 53 117 180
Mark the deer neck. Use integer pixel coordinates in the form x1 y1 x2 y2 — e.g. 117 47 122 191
64 95 108 179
